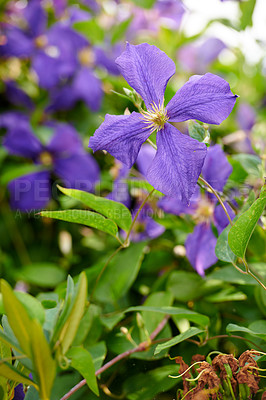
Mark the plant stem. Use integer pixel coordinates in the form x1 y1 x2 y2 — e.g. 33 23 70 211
59 315 169 400
89 188 155 301
242 257 266 290
198 176 233 225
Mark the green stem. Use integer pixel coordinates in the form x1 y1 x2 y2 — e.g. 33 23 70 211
242 257 266 290
198 176 233 225
89 188 155 301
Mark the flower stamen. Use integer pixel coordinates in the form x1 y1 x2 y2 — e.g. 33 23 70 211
140 101 169 133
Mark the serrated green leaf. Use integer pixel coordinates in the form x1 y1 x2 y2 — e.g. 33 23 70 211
0 280 33 357
126 306 209 327
58 272 88 355
40 209 118 238
215 224 237 263
67 347 99 396
31 319 56 400
228 185 266 258
154 327 204 355
57 186 132 232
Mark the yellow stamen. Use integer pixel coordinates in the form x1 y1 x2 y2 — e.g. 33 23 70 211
39 151 53 166
140 101 169 133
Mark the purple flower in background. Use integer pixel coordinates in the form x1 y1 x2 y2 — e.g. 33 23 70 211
90 43 237 204
128 203 165 242
13 384 25 400
237 103 256 132
126 0 185 39
1 113 99 211
4 81 33 109
159 145 234 276
178 38 226 74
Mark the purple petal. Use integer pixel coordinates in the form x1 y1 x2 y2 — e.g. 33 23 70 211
0 27 33 57
94 46 120 75
186 223 218 276
72 67 103 111
130 203 165 242
54 153 99 192
13 384 25 400
116 42 176 108
202 144 232 192
23 0 47 38
158 185 200 215
155 0 185 30
214 202 235 234
89 112 152 168
3 127 42 160
8 171 51 211
166 73 237 124
32 51 62 89
237 102 256 132
5 81 33 109
136 143 156 176
199 38 226 65
47 123 83 155
147 123 207 203
46 85 77 112
0 112 30 131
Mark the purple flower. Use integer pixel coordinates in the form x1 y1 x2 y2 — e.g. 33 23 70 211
237 102 256 132
13 384 25 400
2 113 99 211
178 38 226 74
89 43 237 204
159 144 234 275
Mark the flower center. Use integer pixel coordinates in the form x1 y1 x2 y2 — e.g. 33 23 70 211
34 35 48 49
140 101 169 133
39 151 53 166
193 197 214 224
78 47 95 67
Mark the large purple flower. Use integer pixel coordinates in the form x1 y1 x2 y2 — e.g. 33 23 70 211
90 43 237 203
1 113 99 211
159 144 234 276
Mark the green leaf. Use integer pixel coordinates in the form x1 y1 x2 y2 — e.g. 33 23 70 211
207 265 256 285
58 272 88 355
31 319 56 400
123 365 180 400
126 306 209 327
205 288 246 302
93 242 146 303
154 327 204 355
111 17 132 44
0 165 44 185
231 154 262 177
40 210 118 238
16 263 67 288
87 341 107 371
167 271 203 302
131 0 156 8
188 121 209 143
0 280 33 357
73 19 104 44
228 185 266 258
0 327 11 400
57 186 132 232
226 322 266 340
240 0 256 29
67 347 99 396
0 292 45 324
0 361 37 388
215 224 237 263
